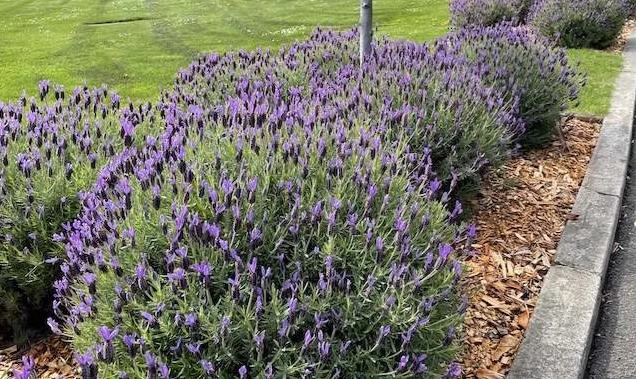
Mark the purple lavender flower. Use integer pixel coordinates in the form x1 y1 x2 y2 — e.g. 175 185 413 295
186 342 201 358
238 365 248 378
47 317 62 334
12 355 35 379
439 244 453 260
446 362 462 378
200 360 215 375
379 325 391 340
184 313 198 328
144 352 158 379
158 364 170 379
397 354 410 371
76 351 97 379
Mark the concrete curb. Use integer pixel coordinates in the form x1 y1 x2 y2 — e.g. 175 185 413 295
507 30 636 379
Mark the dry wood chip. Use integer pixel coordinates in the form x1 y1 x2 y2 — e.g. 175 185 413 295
458 117 601 377
607 17 636 53
492 335 520 361
0 335 76 378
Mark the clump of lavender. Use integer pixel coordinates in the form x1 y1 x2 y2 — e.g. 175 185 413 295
0 83 147 343
51 29 480 378
528 0 628 48
436 23 585 147
450 0 522 29
171 28 520 185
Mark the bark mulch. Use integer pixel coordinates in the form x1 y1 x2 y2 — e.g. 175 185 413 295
457 117 601 378
0 335 76 379
607 16 635 54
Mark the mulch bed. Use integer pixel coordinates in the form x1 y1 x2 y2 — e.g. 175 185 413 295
0 336 75 379
457 117 601 378
607 16 635 54
0 118 602 379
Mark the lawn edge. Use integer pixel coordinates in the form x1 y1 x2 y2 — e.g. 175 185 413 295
507 29 636 379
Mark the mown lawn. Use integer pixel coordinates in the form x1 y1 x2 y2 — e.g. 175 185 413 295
569 49 623 116
0 0 622 115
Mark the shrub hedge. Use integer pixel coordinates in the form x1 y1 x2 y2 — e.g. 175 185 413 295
173 29 521 185
436 23 584 148
528 0 628 48
4 25 582 379
450 0 522 29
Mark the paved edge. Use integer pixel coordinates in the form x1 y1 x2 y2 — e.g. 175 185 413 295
507 30 636 379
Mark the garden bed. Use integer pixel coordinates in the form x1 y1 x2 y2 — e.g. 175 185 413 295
458 117 601 378
0 117 601 379
0 6 632 377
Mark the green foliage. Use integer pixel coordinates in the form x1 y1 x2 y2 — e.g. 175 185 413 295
437 24 585 148
450 0 521 29
529 0 628 49
0 85 125 343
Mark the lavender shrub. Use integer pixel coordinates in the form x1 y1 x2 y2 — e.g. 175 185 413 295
0 84 142 343
529 0 628 48
436 23 584 147
450 0 522 29
172 29 521 185
47 30 504 378
53 98 471 378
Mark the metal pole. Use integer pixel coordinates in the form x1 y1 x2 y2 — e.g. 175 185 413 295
360 0 373 66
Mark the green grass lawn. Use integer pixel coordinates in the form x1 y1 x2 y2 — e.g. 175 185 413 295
0 0 622 116
569 49 623 116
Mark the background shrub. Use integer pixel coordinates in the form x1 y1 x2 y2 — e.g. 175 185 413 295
529 0 628 48
436 23 584 148
48 29 504 378
0 83 133 343
450 0 522 29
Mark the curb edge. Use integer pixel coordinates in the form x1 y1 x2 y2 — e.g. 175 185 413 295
507 29 636 379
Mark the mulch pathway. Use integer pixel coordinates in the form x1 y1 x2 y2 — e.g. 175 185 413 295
458 117 601 378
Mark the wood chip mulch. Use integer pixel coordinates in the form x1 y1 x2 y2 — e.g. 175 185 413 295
457 117 601 378
0 335 76 379
607 16 635 54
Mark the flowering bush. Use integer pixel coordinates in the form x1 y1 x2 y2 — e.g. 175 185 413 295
0 83 136 343
450 0 522 28
436 24 584 147
173 29 520 185
528 0 628 48
46 30 504 378
55 108 470 378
